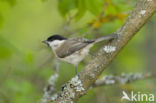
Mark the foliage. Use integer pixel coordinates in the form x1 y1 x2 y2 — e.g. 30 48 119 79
58 0 103 19
0 0 16 6
57 0 131 21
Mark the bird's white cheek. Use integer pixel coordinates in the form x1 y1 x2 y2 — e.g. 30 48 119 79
49 44 58 50
49 40 65 50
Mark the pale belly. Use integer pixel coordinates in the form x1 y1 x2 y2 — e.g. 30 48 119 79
60 44 93 66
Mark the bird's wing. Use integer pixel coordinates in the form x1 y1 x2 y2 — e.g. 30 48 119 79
55 38 94 58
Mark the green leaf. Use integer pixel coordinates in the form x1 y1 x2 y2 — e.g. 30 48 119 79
85 0 103 15
75 0 86 20
58 0 77 17
105 5 118 15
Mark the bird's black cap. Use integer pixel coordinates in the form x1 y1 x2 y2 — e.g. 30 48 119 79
46 34 67 42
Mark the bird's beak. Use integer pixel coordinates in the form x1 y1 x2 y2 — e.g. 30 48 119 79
42 40 48 44
42 40 50 47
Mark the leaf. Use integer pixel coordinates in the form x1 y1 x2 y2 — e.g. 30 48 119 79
89 13 127 29
58 0 77 17
75 0 86 20
85 0 103 15
105 4 118 15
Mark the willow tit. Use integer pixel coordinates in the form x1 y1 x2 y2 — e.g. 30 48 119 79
42 34 117 75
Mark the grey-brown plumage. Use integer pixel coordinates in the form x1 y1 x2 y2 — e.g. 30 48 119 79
55 38 94 58
42 33 117 75
55 34 117 58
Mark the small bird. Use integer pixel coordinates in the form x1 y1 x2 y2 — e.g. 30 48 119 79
42 34 117 75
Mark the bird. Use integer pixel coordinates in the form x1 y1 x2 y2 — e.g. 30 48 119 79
42 33 117 75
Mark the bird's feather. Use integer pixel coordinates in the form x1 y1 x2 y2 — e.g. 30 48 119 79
55 38 94 58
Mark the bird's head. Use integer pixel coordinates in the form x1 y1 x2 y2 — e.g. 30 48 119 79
42 34 67 49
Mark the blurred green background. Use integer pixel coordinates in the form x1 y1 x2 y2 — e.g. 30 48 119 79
0 0 156 103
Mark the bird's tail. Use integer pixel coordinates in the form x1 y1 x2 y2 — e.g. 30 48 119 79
94 33 117 43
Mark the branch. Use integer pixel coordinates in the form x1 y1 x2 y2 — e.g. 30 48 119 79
92 73 156 87
41 72 155 103
42 0 156 103
41 59 60 103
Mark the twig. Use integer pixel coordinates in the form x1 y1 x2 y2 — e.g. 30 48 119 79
92 72 156 87
41 59 60 103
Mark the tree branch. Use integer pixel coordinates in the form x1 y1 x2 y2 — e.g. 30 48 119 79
92 73 156 87
42 0 156 103
41 59 60 103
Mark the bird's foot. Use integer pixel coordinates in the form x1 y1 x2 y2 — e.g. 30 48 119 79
76 73 80 78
